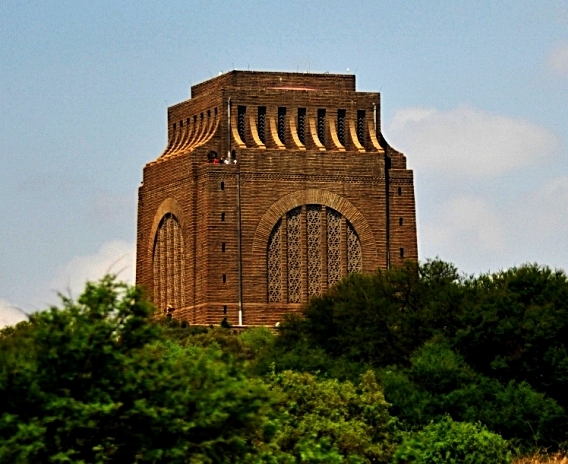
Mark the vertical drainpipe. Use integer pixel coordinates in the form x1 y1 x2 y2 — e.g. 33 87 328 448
376 101 391 269
227 98 232 160
384 154 391 269
237 169 243 326
230 97 243 326
373 103 377 134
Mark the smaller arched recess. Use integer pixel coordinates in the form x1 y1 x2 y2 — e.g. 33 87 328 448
148 198 187 311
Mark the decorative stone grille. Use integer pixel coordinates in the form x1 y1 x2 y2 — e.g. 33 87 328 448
317 109 326 144
297 108 306 144
257 106 266 144
267 205 362 302
306 205 322 297
357 110 365 146
327 208 342 287
347 221 362 274
153 213 186 311
287 207 302 303
237 106 246 142
278 107 286 143
267 219 282 302
337 109 346 146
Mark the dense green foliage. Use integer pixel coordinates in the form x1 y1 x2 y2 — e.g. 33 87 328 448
256 260 568 453
392 417 512 464
0 277 272 463
267 370 396 463
3 259 568 462
453 266 568 409
380 342 565 449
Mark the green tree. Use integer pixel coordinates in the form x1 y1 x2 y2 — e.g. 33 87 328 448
453 265 568 409
266 370 398 463
380 342 566 451
392 417 512 464
252 260 568 453
0 276 273 463
239 327 276 358
280 259 464 369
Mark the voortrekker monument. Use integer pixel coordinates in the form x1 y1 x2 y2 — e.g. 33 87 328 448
136 71 418 326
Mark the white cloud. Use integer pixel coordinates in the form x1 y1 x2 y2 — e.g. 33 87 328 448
391 105 567 274
418 176 568 274
0 299 28 328
547 42 568 78
528 176 568 234
388 106 559 177
509 176 568 261
420 196 505 264
49 239 135 300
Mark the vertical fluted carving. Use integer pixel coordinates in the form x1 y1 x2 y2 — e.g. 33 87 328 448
152 214 186 312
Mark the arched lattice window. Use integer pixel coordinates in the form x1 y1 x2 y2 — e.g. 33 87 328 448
287 207 302 303
306 205 322 297
267 219 282 303
153 213 186 311
267 205 362 303
347 221 362 274
327 208 342 287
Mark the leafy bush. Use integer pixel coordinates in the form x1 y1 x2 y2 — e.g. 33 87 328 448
239 326 276 357
0 276 274 463
273 260 568 452
381 342 566 451
266 370 398 463
278 259 464 369
6 259 568 460
392 417 512 464
453 265 568 411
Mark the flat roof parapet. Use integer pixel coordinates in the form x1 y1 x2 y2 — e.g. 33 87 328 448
190 70 356 98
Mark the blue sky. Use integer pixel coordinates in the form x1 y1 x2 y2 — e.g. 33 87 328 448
1 0 568 325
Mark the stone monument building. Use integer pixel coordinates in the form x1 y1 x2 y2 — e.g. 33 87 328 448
136 71 418 326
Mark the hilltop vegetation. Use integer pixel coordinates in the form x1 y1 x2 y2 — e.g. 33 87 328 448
1 260 568 462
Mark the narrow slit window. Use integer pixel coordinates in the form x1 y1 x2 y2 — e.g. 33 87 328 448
221 212 225 221
222 274 226 283
398 187 402 196
317 109 326 144
337 109 346 146
357 110 365 145
207 109 210 117
173 122 176 130
220 181 225 190
400 248 404 258
179 120 183 127
223 305 227 315
399 217 403 226
222 242 226 252
257 106 266 144
237 106 246 142
278 107 286 143
214 107 218 115
297 108 306 144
